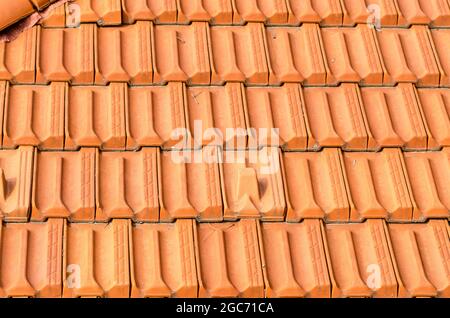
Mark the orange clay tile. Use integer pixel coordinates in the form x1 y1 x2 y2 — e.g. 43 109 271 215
195 219 264 298
36 24 95 84
131 220 197 298
159 148 223 222
66 84 126 150
71 0 122 25
396 0 450 27
0 27 37 83
63 220 131 298
31 149 96 222
402 151 450 221
259 220 331 298
178 0 233 24
3 82 66 150
97 148 159 222
288 0 344 25
221 148 286 221
0 147 34 222
430 29 450 87
245 84 310 150
126 83 188 150
95 22 154 85
0 82 6 143
360 84 430 150
303 84 370 150
153 22 210 85
341 0 399 26
186 83 248 150
39 2 66 27
232 0 294 25
417 88 450 148
265 24 327 85
375 26 443 87
0 0 35 31
0 219 64 298
282 149 350 222
388 220 450 297
342 149 417 222
325 220 398 298
209 23 269 85
320 25 384 85
121 0 177 24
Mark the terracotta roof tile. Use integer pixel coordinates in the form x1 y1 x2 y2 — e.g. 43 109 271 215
360 84 430 150
196 219 264 298
4 82 66 150
97 148 159 222
341 0 399 26
31 148 97 222
72 0 122 25
320 25 384 85
303 84 370 150
259 220 331 297
288 0 345 25
375 26 443 87
222 148 286 221
95 22 154 85
39 2 66 27
0 146 34 222
245 84 310 150
0 218 64 297
159 148 223 222
430 29 450 87
126 83 187 150
210 23 269 85
0 81 6 143
403 151 450 220
121 0 178 24
178 0 234 24
63 219 131 298
154 22 210 85
232 0 294 25
186 83 248 150
417 88 450 148
342 149 417 222
282 149 351 222
0 27 37 83
131 220 198 297
265 24 327 85
0 0 41 31
325 220 398 297
36 24 95 84
66 83 126 150
388 220 450 297
396 0 450 27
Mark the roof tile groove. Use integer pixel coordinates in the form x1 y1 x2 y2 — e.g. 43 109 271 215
259 220 331 297
196 219 264 297
0 218 64 298
72 0 122 25
121 0 178 24
431 29 450 87
178 0 234 24
66 83 127 150
31 148 97 222
387 220 450 297
63 219 131 297
324 220 398 297
0 146 34 222
131 220 198 297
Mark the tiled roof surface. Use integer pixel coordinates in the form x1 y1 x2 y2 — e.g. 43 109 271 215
0 0 448 298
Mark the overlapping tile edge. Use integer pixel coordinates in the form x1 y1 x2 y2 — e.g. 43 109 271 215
0 0 448 299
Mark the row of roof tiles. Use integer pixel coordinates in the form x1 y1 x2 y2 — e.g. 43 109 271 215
0 81 448 151
36 0 450 28
0 218 448 298
0 146 448 223
2 23 450 87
